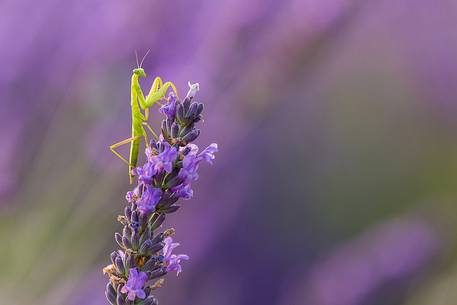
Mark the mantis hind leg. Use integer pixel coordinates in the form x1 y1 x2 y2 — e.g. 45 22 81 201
109 136 142 166
142 122 159 142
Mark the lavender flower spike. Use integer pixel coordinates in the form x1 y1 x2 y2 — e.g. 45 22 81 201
104 79 217 305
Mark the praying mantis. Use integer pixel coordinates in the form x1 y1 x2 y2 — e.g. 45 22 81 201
110 53 178 183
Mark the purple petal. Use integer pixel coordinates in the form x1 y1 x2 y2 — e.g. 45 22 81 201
130 268 138 277
127 291 136 301
199 143 218 164
136 289 146 299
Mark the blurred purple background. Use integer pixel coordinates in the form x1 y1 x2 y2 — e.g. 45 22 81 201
1 1 457 304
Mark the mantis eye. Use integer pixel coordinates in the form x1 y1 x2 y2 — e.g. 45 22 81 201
186 82 200 99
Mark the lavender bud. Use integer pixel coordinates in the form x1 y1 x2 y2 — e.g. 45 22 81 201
130 222 140 232
143 287 151 297
150 213 166 230
122 226 132 239
138 230 147 246
139 239 153 255
131 231 140 250
143 256 159 271
125 254 135 269
114 256 125 274
142 296 159 305
151 232 166 245
148 267 167 279
186 102 199 119
150 241 165 254
196 103 204 116
165 118 173 135
116 293 126 305
182 128 200 143
115 233 123 248
161 120 169 140
171 122 179 138
163 174 181 189
179 124 194 137
131 211 139 224
162 205 180 214
147 213 159 225
182 146 191 155
124 206 132 219
122 235 132 249
176 102 185 123
145 227 153 240
183 97 191 113
149 139 157 149
110 251 118 265
193 114 203 123
138 212 146 226
157 194 179 209
105 283 117 305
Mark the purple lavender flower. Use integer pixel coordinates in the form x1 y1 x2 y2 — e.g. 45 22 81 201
137 185 163 214
171 183 194 200
134 162 157 185
198 143 218 164
186 82 200 99
147 141 178 174
163 237 189 276
166 254 190 276
125 185 141 203
178 154 200 183
120 268 148 301
178 143 218 183
159 94 178 119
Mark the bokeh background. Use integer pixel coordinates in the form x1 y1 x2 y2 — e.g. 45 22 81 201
1 0 457 304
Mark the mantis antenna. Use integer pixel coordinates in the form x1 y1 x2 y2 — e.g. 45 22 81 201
135 50 140 68
139 49 151 68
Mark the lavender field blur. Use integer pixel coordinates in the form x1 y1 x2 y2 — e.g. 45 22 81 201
1 0 457 304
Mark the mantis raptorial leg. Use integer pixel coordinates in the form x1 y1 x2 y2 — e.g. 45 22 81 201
145 81 177 107
137 77 178 109
148 77 163 97
109 136 142 166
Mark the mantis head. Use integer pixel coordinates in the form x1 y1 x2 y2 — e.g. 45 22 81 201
133 68 147 78
133 50 150 78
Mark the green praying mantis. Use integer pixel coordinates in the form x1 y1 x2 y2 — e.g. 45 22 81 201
109 52 178 183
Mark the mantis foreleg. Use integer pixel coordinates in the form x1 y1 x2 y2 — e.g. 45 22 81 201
136 77 162 110
144 81 177 108
135 76 178 111
148 77 163 98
